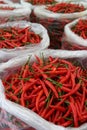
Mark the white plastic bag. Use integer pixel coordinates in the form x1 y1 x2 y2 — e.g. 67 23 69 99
33 2 87 49
0 3 31 23
62 16 87 50
34 2 87 20
0 21 49 63
0 108 34 130
0 49 87 130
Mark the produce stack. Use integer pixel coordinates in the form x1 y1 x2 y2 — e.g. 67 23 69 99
32 1 87 49
0 0 87 130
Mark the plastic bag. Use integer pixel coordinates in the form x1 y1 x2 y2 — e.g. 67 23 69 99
7 0 21 3
0 108 35 130
0 0 13 4
0 21 49 63
0 49 87 130
62 16 87 50
0 3 31 23
32 2 87 49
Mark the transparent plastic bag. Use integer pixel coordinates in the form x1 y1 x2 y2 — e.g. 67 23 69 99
0 49 87 130
0 21 49 63
0 3 31 23
62 16 87 50
0 108 35 130
32 2 87 49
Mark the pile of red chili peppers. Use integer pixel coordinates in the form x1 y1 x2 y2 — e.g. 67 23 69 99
32 2 85 49
3 56 87 127
0 27 41 49
26 0 56 5
72 19 87 39
0 7 15 10
47 2 85 13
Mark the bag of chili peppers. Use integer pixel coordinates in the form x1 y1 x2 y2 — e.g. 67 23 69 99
0 108 35 130
0 49 87 130
62 16 87 50
0 3 32 24
33 2 87 49
0 21 49 63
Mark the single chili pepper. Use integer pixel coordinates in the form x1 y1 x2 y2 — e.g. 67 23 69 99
23 79 38 92
53 111 60 123
50 105 66 112
70 102 78 127
61 82 81 98
44 108 55 119
44 80 58 98
36 90 43 111
61 120 72 127
81 84 86 112
60 69 71 83
70 73 76 88
75 102 81 119
63 107 71 118
20 92 25 107
39 80 49 97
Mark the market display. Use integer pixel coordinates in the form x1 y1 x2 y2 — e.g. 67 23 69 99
2 54 87 128
0 0 87 130
33 2 87 49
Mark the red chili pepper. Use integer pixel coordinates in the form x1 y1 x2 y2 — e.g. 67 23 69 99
36 90 43 111
70 102 78 127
